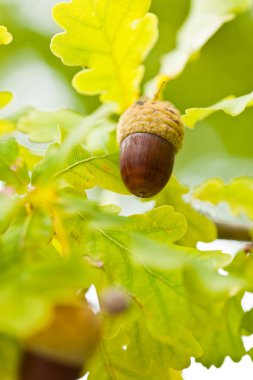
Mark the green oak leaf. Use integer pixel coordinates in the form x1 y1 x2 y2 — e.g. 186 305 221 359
53 145 126 194
0 138 30 193
225 250 253 358
0 335 19 380
147 176 217 246
226 250 253 292
0 26 12 45
16 105 117 154
0 91 13 109
70 205 245 368
0 120 16 137
159 0 250 80
89 322 183 380
30 110 127 194
0 194 22 234
0 250 94 338
182 266 245 367
0 284 51 339
241 309 253 336
17 109 83 143
183 90 253 128
193 177 253 220
51 0 158 112
129 205 187 244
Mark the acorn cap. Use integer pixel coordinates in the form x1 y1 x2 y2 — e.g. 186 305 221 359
117 97 184 152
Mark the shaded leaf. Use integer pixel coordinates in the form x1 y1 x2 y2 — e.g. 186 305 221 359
0 335 19 380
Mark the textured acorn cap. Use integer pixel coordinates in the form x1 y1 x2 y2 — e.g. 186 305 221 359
117 96 184 152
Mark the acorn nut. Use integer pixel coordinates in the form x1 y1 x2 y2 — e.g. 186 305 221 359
117 97 184 198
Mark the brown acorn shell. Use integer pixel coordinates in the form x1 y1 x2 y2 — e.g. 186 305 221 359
120 132 175 198
20 351 81 380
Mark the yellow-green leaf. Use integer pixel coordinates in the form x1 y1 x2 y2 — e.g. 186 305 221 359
0 91 13 109
183 90 253 128
160 0 250 80
51 0 158 112
0 26 12 45
145 176 217 246
54 146 128 194
194 177 253 220
0 120 15 137
17 109 83 143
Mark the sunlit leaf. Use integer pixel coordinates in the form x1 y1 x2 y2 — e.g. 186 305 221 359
0 194 22 234
51 0 158 111
0 138 30 193
149 176 217 246
0 26 12 45
17 108 83 143
0 91 13 109
158 0 250 80
72 205 245 368
193 177 253 220
183 90 253 128
53 145 127 194
89 322 183 380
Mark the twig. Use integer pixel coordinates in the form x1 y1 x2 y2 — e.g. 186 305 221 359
215 221 252 242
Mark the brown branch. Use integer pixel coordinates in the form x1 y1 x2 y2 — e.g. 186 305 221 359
215 221 252 242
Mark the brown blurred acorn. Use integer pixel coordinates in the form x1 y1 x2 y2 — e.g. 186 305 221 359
19 302 101 380
117 96 184 198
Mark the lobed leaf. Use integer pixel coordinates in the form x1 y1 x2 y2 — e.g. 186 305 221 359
51 0 158 112
160 0 250 80
53 145 126 194
71 205 245 369
0 26 12 45
193 177 253 220
0 138 30 193
183 90 253 128
0 91 13 110
145 176 217 246
17 108 83 143
89 322 183 380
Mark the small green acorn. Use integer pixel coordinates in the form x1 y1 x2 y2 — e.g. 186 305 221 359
117 96 184 198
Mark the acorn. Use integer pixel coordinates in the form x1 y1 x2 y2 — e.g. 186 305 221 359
99 287 130 315
117 96 184 198
19 302 101 380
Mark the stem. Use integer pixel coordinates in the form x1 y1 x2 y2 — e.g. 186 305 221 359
19 351 81 380
153 81 167 100
215 221 252 242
